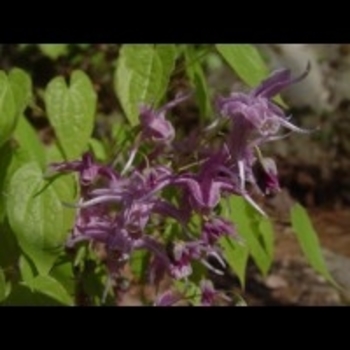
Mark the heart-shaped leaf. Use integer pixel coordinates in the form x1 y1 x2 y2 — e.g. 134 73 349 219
114 44 177 126
7 162 76 275
45 70 97 160
0 68 32 147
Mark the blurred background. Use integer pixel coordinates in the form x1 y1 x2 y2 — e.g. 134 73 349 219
1 44 350 305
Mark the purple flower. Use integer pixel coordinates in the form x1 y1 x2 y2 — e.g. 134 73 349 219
154 290 182 306
67 202 112 247
168 242 198 279
70 165 173 212
214 65 313 214
216 64 312 172
253 157 280 196
174 151 236 214
147 237 226 283
49 64 315 306
122 202 155 236
169 240 226 279
199 279 231 306
139 93 190 144
202 216 237 246
49 152 119 188
200 279 216 306
217 63 312 139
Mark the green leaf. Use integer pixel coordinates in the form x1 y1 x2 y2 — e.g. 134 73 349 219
215 44 285 106
6 162 74 275
1 284 63 306
88 138 107 161
156 44 177 101
81 262 112 305
73 245 87 268
39 44 68 60
185 46 212 119
19 255 36 285
0 268 6 302
225 195 273 276
219 236 249 288
51 172 78 234
0 68 32 147
25 275 74 305
76 44 90 50
130 249 149 281
259 217 274 261
291 203 337 286
0 219 21 267
46 143 65 163
115 44 173 126
50 257 75 296
216 44 268 87
174 280 201 306
8 68 32 113
45 70 97 160
110 122 134 160
13 116 46 169
0 71 17 147
0 140 39 221
206 52 224 71
0 142 15 221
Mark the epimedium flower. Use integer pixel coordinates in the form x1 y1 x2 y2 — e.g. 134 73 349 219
48 152 119 189
48 62 314 306
173 150 237 214
69 165 173 214
252 156 280 196
66 201 112 247
217 63 312 140
200 279 216 306
154 280 231 306
214 64 313 214
216 64 313 166
154 290 183 306
147 237 226 284
60 162 189 275
139 93 190 144
201 216 237 246
169 240 226 279
199 279 231 306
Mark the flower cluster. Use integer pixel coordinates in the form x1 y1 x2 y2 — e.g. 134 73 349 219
50 65 312 306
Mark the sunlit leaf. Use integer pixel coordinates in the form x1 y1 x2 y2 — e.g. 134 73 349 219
88 138 107 161
19 255 36 285
7 162 75 275
39 44 68 60
224 195 273 276
185 46 212 119
0 68 31 147
291 203 337 286
219 236 249 288
13 116 46 169
130 250 149 281
45 70 97 160
216 44 285 106
0 72 16 147
115 44 175 126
